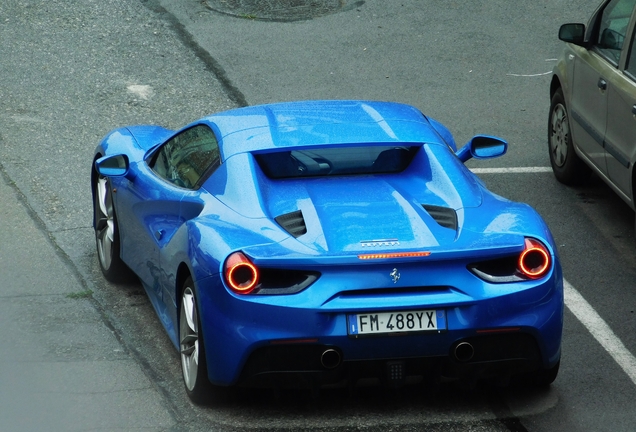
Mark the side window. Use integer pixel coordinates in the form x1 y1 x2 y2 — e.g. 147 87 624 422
149 125 220 189
596 0 636 64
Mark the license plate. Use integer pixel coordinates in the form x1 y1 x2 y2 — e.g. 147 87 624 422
348 310 446 336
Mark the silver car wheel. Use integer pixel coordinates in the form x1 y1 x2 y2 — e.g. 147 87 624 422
95 177 115 270
550 102 569 168
180 286 200 391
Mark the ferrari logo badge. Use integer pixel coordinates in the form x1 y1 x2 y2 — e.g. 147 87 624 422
390 268 401 284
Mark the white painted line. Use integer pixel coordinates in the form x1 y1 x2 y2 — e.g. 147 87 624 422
470 167 552 174
564 279 636 386
506 71 552 77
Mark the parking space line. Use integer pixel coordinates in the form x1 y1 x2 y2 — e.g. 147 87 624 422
564 279 636 386
469 167 553 174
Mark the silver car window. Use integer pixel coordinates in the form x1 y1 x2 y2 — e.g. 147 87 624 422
596 0 636 64
626 30 636 77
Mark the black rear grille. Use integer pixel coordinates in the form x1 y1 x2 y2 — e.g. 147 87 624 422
256 269 319 295
275 210 307 238
422 205 457 230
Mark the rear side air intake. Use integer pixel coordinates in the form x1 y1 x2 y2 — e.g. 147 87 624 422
275 210 307 238
422 205 458 231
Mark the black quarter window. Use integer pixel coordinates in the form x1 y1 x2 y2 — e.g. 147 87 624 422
149 125 220 189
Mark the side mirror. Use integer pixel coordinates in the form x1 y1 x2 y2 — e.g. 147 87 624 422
559 23 586 46
95 154 130 177
456 135 507 163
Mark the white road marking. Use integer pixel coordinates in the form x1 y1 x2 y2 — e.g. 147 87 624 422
506 60 556 77
506 71 552 77
564 280 636 385
470 167 552 174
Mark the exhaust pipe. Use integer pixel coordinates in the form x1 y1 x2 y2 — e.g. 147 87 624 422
320 349 341 369
454 342 475 362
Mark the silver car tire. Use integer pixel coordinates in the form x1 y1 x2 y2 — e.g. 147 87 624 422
548 88 591 185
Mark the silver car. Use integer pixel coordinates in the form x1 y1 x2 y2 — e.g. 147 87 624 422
549 0 636 213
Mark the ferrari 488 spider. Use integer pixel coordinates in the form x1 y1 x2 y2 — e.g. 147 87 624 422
92 100 563 403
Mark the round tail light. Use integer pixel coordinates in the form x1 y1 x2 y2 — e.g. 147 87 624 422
518 238 551 279
224 252 259 294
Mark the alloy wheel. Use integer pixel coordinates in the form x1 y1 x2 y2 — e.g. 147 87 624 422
95 177 115 270
180 286 200 391
550 103 569 168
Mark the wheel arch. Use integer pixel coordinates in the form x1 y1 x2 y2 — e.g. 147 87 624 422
175 262 194 311
549 76 562 100
631 165 636 207
91 153 103 229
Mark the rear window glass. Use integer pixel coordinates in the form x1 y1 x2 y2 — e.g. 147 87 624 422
255 145 420 179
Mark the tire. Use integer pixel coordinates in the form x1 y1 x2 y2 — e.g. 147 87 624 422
93 175 132 283
548 88 591 185
179 277 215 404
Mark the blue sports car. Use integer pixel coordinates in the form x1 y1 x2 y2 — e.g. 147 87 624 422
92 100 563 403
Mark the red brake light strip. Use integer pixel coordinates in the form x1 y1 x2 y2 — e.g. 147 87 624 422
358 251 431 260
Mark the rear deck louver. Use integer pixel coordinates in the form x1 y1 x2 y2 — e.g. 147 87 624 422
422 205 458 231
275 210 307 238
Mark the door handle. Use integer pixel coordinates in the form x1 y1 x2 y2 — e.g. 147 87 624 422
598 78 607 91
632 105 636 118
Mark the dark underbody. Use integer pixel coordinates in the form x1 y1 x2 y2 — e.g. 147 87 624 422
237 333 543 389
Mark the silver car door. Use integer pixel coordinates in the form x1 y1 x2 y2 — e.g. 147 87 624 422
569 0 636 175
605 5 636 204
569 47 610 175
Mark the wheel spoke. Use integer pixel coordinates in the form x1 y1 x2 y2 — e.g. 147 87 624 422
106 219 114 243
97 225 113 269
95 214 108 231
555 142 566 165
97 178 110 218
180 344 196 356
183 292 197 332
180 333 198 347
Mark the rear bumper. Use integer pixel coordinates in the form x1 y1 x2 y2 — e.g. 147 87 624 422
197 266 563 386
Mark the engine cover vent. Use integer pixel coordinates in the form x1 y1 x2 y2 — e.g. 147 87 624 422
422 205 458 231
275 210 307 238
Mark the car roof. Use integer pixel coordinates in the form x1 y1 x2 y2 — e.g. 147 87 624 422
199 100 446 159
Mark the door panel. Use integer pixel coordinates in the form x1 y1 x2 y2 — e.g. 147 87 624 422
115 163 185 292
605 74 636 201
604 8 636 204
569 48 610 174
158 190 206 335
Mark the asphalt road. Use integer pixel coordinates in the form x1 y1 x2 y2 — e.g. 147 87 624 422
1 0 636 431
